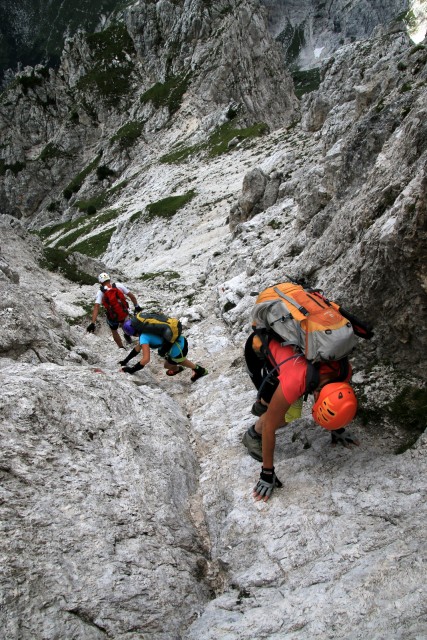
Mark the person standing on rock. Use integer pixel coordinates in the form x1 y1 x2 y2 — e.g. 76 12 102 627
119 317 208 382
86 273 141 349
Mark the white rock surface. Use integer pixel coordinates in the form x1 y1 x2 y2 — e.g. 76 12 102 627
0 4 426 639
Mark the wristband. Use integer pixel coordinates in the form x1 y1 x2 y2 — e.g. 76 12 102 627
260 466 275 481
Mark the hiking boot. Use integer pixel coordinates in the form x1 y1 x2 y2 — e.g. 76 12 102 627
242 425 262 462
251 400 268 417
191 365 208 383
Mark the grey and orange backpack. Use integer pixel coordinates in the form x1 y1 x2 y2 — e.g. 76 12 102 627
251 280 374 395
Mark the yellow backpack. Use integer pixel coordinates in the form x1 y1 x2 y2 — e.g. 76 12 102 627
130 311 182 346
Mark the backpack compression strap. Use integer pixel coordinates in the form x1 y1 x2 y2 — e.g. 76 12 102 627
273 286 309 315
254 331 300 401
254 329 321 401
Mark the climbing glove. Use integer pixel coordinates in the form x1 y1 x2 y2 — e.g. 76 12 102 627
134 305 142 313
119 348 139 366
331 428 360 448
253 467 283 501
121 363 144 374
86 322 96 333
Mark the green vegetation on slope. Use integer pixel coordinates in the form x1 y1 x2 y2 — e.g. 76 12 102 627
146 190 196 220
76 23 136 104
71 227 116 257
159 120 269 164
55 209 119 248
0 0 124 82
292 68 321 99
39 247 98 285
63 155 101 199
140 74 191 115
110 121 145 149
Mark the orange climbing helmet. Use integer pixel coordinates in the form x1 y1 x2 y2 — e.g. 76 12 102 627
312 382 357 430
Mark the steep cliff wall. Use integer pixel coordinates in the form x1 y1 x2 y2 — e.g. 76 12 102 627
0 3 426 638
0 0 122 85
262 0 411 68
0 0 297 226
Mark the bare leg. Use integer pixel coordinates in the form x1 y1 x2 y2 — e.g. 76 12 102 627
163 357 196 372
111 329 124 349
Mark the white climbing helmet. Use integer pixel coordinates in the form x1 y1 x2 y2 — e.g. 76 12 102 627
98 272 110 283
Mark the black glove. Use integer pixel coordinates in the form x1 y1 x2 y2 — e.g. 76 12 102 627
119 348 139 366
253 467 283 501
121 362 144 375
331 428 360 447
134 305 142 313
87 322 96 333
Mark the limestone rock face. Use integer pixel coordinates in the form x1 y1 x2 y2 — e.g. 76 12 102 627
238 168 268 214
262 0 412 68
0 5 426 640
0 0 297 225
230 168 284 231
233 29 427 371
1 366 211 639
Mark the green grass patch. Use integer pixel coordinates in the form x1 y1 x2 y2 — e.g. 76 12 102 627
160 121 269 164
146 190 196 221
159 142 203 164
76 23 135 104
138 270 180 281
409 44 426 55
292 68 321 99
129 210 144 223
37 213 95 241
56 209 119 248
70 227 116 257
39 247 98 284
39 143 69 162
395 9 418 30
110 121 145 149
140 73 190 115
76 193 109 213
284 24 306 64
63 155 101 199
75 180 128 213
207 121 269 157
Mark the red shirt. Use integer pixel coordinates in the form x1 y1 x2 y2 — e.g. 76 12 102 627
268 340 351 405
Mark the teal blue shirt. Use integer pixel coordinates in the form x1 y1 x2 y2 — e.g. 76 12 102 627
139 333 185 358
